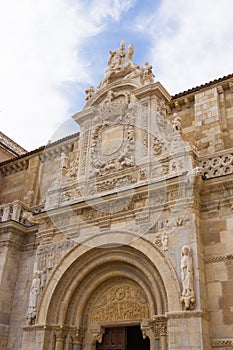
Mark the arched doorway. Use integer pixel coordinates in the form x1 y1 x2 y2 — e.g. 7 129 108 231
32 241 181 350
96 326 150 350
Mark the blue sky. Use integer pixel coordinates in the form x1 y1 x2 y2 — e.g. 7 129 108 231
1 0 233 151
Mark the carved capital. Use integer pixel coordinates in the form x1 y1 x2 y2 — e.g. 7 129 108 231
141 316 167 339
55 326 68 341
150 315 167 337
70 326 85 344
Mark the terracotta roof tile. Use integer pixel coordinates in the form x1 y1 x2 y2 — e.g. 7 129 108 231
172 73 233 99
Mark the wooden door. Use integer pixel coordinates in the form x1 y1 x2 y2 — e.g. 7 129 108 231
96 327 126 350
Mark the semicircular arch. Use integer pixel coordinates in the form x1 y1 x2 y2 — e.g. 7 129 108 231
38 238 181 325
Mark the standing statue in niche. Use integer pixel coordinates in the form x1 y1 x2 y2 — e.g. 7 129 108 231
180 246 195 310
27 270 41 324
172 114 182 133
161 233 168 251
60 152 68 169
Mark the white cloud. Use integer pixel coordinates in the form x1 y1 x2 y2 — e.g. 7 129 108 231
137 0 233 94
2 0 232 152
0 0 134 151
89 0 134 23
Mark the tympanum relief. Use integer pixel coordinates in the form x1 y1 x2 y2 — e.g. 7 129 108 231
88 281 149 324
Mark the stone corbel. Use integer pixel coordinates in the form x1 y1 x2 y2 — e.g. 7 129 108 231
217 85 224 94
184 97 190 108
165 105 172 114
140 319 154 340
90 326 105 345
180 295 195 310
174 101 181 111
229 81 233 93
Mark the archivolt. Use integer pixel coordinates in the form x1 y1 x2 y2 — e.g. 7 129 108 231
37 238 181 325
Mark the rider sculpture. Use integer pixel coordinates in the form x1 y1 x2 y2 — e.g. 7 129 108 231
97 40 138 89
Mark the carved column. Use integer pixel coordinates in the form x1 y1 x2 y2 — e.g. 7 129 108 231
55 328 67 350
2 205 11 221
71 327 85 350
12 201 22 221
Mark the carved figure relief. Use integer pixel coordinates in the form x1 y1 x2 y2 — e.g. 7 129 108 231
152 137 164 155
85 86 95 101
27 271 41 324
60 152 69 169
65 159 79 179
142 61 155 85
180 245 195 310
22 211 38 225
91 283 149 323
172 114 182 133
161 233 169 251
36 240 74 292
97 41 154 89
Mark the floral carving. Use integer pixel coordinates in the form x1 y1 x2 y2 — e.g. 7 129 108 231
152 137 164 155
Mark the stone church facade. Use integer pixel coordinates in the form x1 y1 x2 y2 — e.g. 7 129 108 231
0 41 233 349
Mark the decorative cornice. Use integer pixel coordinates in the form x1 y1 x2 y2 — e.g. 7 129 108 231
0 158 28 176
0 220 37 250
23 324 84 332
134 81 171 101
204 253 233 263
40 141 74 162
166 310 209 320
211 339 233 347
